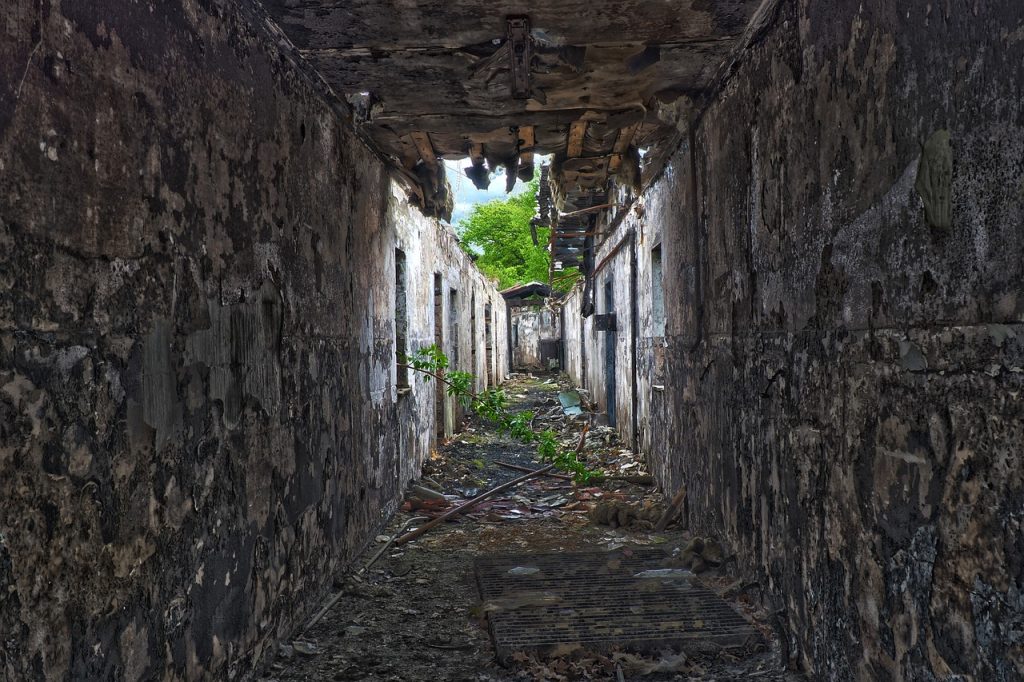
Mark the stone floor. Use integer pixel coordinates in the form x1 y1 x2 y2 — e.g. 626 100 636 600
257 375 805 681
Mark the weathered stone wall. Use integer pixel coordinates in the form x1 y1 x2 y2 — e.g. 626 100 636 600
561 200 665 454
562 292 586 387
653 1 1024 679
386 184 509 478
0 1 504 679
561 1 1023 678
510 306 560 371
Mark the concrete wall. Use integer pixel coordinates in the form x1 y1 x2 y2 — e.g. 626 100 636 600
510 306 560 371
563 0 1024 679
562 293 585 386
562 198 666 454
0 1 504 679
389 188 509 468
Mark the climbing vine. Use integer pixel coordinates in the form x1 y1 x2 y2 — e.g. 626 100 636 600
401 345 601 484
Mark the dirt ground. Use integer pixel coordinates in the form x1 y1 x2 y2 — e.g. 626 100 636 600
257 375 805 681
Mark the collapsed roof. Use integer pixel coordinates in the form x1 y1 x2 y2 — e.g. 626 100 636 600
262 0 768 225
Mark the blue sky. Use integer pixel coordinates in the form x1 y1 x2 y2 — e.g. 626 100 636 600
444 159 532 227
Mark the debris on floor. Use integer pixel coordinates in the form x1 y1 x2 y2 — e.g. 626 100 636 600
258 374 804 681
558 390 585 416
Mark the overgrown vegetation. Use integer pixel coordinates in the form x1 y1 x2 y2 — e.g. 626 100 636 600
457 176 580 293
403 345 600 483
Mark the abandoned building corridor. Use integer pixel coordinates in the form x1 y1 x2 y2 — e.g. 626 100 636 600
255 375 802 681
2 0 1023 680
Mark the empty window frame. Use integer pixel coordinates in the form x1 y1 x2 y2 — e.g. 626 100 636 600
470 293 477 375
395 249 409 389
651 243 666 337
449 288 460 367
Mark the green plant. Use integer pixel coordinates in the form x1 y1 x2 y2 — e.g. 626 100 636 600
402 345 601 483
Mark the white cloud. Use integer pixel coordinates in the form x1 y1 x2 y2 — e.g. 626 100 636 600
444 159 531 225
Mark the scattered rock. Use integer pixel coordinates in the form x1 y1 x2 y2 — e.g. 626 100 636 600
292 640 318 656
588 500 662 529
671 536 727 573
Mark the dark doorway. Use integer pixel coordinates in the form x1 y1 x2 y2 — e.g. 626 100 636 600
484 302 494 386
471 293 477 382
434 274 444 436
449 288 459 367
395 249 409 390
604 279 616 427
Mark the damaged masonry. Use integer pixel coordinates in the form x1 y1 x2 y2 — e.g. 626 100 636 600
1 1 1023 681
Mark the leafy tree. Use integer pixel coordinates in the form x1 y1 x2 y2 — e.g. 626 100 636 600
457 177 580 292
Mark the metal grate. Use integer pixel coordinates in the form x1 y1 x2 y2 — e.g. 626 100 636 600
475 549 763 664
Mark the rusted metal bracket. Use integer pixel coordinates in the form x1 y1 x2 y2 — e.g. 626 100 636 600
507 16 531 99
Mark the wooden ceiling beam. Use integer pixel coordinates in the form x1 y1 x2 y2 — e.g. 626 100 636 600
409 131 439 170
519 126 536 163
567 120 587 158
517 126 536 181
468 142 485 166
608 122 640 175
507 16 532 100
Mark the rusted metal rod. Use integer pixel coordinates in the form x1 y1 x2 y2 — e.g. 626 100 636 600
395 426 589 545
557 202 616 219
496 460 573 480
394 463 557 545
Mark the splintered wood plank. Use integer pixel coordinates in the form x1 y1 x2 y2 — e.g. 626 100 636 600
519 126 536 164
567 120 587 158
409 132 438 169
613 122 640 155
608 122 640 175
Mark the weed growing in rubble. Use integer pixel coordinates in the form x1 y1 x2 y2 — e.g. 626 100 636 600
402 345 600 483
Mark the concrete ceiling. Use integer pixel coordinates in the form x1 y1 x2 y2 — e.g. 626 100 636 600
261 0 764 220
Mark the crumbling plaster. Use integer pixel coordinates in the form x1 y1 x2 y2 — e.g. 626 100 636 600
0 1 505 679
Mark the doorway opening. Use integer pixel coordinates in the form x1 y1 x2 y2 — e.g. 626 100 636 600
484 302 494 386
604 279 616 427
